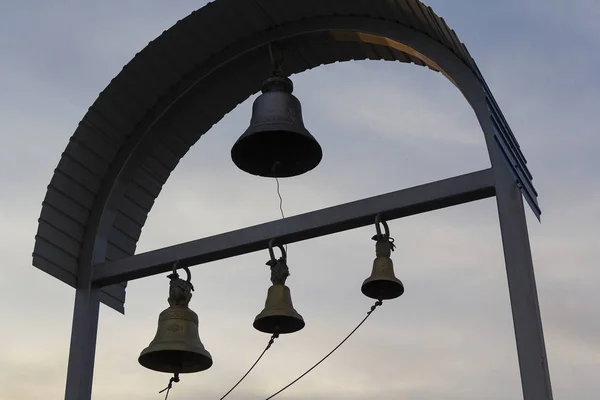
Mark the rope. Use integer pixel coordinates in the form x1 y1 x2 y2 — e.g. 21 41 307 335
264 300 383 399
159 373 179 400
218 333 279 400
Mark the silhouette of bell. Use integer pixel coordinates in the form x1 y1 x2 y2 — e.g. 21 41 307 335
139 266 213 374
361 218 404 300
254 284 305 334
231 75 322 178
254 240 305 334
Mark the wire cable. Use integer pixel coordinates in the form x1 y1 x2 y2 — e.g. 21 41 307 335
264 300 383 399
218 333 279 400
274 177 287 255
275 177 285 220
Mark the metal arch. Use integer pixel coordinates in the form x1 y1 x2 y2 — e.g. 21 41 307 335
33 0 538 315
29 2 551 399
94 16 539 310
84 15 528 283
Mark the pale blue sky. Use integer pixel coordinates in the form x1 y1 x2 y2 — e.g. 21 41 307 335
0 1 598 399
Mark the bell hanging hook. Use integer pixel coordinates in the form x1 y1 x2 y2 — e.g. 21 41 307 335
266 238 290 285
268 42 284 77
168 260 194 291
267 238 287 265
374 214 390 239
373 214 395 251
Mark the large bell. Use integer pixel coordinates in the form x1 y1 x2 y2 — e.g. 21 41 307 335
139 266 213 374
254 284 305 334
361 236 405 301
231 75 322 178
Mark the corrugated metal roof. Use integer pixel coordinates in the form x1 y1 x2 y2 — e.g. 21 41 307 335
32 0 538 313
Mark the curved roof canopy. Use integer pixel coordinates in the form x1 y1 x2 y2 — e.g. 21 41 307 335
33 0 538 313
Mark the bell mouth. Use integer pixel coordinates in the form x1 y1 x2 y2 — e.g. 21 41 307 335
138 348 213 373
361 279 405 300
231 129 322 178
253 314 306 334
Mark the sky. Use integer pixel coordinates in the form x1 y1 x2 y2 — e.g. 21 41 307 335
0 1 598 399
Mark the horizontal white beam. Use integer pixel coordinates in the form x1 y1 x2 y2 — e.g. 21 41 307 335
92 168 495 286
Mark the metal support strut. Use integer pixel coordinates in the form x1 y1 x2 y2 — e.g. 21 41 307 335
92 169 495 286
64 284 101 399
494 165 553 400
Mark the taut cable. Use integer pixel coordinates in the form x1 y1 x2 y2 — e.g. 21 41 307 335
264 300 384 399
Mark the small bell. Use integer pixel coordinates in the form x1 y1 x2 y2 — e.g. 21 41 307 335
254 241 305 334
231 44 322 178
361 217 404 300
139 265 213 374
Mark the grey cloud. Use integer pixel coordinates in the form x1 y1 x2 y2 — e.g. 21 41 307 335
1 0 599 399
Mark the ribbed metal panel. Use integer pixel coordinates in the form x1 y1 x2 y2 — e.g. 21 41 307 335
32 254 76 287
37 221 82 258
99 283 126 313
39 204 85 240
33 0 538 313
64 139 110 177
33 236 79 275
44 187 90 225
106 245 131 262
50 172 96 209
117 196 150 226
113 209 145 241
131 168 164 199
108 221 139 252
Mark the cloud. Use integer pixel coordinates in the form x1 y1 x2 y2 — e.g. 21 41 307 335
1 1 599 399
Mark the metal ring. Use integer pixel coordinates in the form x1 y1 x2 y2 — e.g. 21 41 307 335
171 260 192 282
374 214 390 238
381 220 390 238
172 260 180 275
268 238 287 261
182 266 192 283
